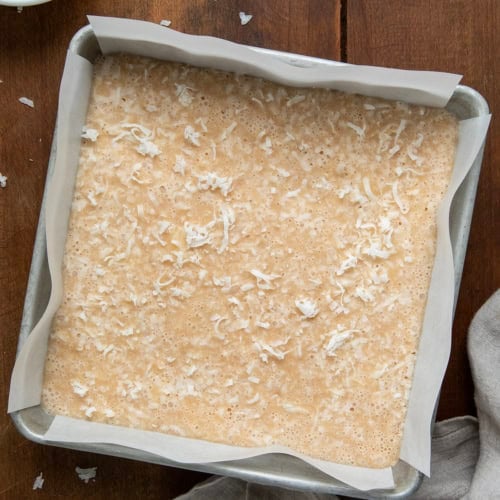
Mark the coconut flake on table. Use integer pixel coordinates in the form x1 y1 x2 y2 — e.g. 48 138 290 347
159 19 172 27
19 97 34 108
0 173 7 188
32 472 44 490
75 466 97 483
239 12 253 25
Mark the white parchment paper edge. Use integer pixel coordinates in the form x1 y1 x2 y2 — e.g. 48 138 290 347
8 15 491 492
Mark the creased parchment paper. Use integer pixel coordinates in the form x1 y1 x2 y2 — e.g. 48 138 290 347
8 16 491 492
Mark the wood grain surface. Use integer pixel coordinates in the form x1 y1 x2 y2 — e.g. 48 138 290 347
0 0 498 498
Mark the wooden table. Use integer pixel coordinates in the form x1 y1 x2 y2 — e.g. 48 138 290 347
0 1 498 497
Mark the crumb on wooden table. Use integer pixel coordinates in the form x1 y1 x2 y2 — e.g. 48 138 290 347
239 12 253 25
32 472 44 490
19 97 34 108
75 466 97 484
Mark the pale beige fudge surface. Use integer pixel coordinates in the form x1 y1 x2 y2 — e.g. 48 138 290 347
42 55 458 468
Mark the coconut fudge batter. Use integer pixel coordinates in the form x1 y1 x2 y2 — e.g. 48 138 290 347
42 55 458 468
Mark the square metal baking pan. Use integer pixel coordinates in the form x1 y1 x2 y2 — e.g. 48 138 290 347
11 24 489 499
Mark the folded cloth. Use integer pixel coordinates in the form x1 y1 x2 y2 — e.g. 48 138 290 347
465 289 500 499
413 416 479 499
175 291 500 499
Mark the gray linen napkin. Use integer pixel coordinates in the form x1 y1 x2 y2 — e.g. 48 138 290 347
176 290 500 499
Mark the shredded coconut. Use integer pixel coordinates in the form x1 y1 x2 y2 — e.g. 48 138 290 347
295 298 319 318
170 286 192 298
220 122 237 141
287 95 306 107
313 177 332 190
324 329 359 356
355 287 375 303
75 466 97 484
229 318 250 332
219 205 235 253
364 242 392 259
255 341 287 362
176 84 195 106
197 172 232 197
84 406 96 418
407 133 425 166
173 155 186 175
19 97 34 108
158 220 172 235
239 12 253 25
82 126 99 142
337 185 351 199
250 269 281 290
392 181 409 213
184 125 201 146
136 141 161 157
285 188 301 198
337 254 358 275
247 393 260 404
260 136 273 155
394 119 407 146
282 403 308 414
362 177 377 201
195 117 208 132
213 276 232 289
184 220 214 248
32 473 44 490
346 121 365 138
256 321 270 329
71 381 89 397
